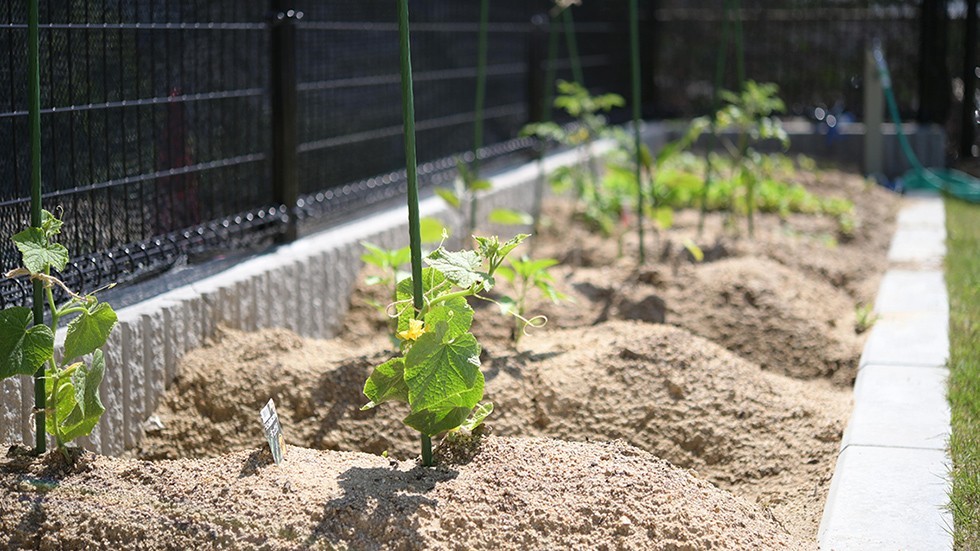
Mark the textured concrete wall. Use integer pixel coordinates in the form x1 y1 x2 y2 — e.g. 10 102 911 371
0 144 600 454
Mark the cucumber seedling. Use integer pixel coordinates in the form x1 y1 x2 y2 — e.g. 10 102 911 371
362 234 529 454
2 210 117 456
495 255 566 343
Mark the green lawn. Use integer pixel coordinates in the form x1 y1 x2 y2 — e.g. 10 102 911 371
946 197 980 550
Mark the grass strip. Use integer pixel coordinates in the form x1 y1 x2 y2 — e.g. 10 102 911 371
946 197 980 549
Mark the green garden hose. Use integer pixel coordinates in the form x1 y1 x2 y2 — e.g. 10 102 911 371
873 46 980 203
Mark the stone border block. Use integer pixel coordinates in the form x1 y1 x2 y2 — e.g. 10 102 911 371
818 446 952 550
120 314 145 448
873 270 948 315
887 227 946 267
896 196 946 229
859 311 949 368
841 364 949 451
99 329 125 456
1 377 21 445
141 307 167 418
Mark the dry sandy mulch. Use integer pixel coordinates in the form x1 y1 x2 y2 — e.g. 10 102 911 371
665 256 863 383
1 436 807 550
135 320 847 542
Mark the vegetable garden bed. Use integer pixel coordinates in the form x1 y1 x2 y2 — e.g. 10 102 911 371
0 159 899 549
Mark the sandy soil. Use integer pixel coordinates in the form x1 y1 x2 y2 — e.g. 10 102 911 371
135 320 846 542
2 165 898 549
1 436 807 550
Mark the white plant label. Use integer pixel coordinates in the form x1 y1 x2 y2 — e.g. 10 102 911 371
259 399 286 465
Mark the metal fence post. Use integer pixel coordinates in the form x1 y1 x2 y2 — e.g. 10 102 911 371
961 0 978 158
527 14 548 125
864 42 884 179
270 2 302 243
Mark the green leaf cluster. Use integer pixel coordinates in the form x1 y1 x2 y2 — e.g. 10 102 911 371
362 234 529 440
496 255 567 343
1 209 117 453
437 159 531 232
645 151 855 233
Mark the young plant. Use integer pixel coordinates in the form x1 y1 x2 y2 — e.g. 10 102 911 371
495 255 566 343
360 219 447 339
437 161 532 235
1 210 117 456
522 80 625 199
361 234 528 448
855 303 879 334
699 80 788 236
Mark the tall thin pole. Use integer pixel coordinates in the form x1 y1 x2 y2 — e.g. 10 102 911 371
396 0 430 466
733 0 745 89
28 0 46 453
562 8 584 86
961 0 978 158
470 0 489 234
542 13 560 122
270 2 300 243
630 0 645 263
700 0 733 235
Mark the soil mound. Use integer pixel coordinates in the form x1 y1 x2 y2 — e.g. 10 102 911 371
137 321 846 542
486 321 848 539
2 437 806 550
666 256 863 383
135 327 404 460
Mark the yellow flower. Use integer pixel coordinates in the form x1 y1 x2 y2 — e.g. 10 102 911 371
397 319 425 341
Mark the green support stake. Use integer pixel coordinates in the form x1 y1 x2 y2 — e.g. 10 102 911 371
395 0 431 467
700 0 734 235
562 7 585 86
542 13 560 123
27 0 46 454
470 0 490 235
629 0 645 264
733 0 745 89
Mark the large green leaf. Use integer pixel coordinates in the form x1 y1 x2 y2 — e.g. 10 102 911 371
362 357 408 410
404 321 483 414
488 208 533 226
0 307 54 379
51 350 106 442
63 303 117 362
435 188 460 209
423 296 473 340
45 365 78 437
403 405 472 437
40 210 63 238
419 217 448 245
11 227 69 273
424 248 483 289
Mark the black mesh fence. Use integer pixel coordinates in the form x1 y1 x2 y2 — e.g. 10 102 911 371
0 0 632 308
651 0 923 120
0 1 277 307
0 1 966 308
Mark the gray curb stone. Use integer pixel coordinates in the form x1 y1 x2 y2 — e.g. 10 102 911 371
819 195 951 550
